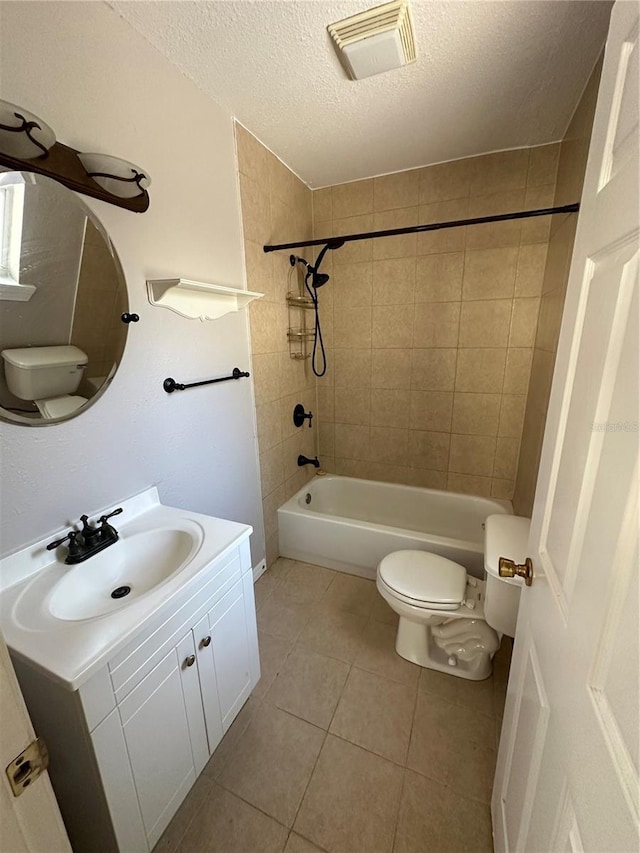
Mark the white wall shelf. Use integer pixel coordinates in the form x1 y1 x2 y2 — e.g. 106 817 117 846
147 278 263 321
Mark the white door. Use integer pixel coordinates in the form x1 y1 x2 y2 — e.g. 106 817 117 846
492 3 639 851
0 633 71 852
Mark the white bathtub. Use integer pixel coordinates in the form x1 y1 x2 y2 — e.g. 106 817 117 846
278 474 512 580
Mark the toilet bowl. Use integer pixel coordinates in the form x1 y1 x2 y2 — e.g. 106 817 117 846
35 395 87 419
376 515 530 680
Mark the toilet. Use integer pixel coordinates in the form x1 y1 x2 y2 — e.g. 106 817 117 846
1 345 88 420
376 514 530 680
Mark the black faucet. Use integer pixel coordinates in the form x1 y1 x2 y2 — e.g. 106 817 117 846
298 455 320 468
46 507 123 564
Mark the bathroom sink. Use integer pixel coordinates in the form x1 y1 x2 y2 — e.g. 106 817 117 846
48 528 199 621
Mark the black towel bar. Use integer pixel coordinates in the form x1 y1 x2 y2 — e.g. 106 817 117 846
163 367 250 394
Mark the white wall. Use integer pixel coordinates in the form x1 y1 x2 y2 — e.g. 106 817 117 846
0 1 265 562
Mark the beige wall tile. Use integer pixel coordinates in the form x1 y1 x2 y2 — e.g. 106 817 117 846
419 159 472 204
491 478 514 501
268 152 294 206
373 207 419 259
334 388 371 425
371 348 412 389
405 468 449 489
462 247 518 300
447 472 492 497
260 444 285 497
256 400 283 453
250 300 284 354
370 389 411 428
333 262 373 307
333 348 372 388
372 304 415 348
239 172 271 244
407 430 450 470
509 298 540 348
498 395 526 437
415 252 464 302
452 393 501 436
334 306 373 349
521 184 555 244
449 434 496 476
516 244 548 297
455 348 506 394
370 426 409 466
494 436 520 480
409 391 454 432
332 179 374 219
335 457 370 479
458 299 511 348
372 258 416 304
253 352 282 405
317 385 335 421
236 124 268 182
527 144 560 187
374 170 420 211
245 239 275 300
411 348 457 391
331 214 374 264
469 149 529 196
503 347 533 395
417 198 468 255
414 301 460 348
334 423 370 461
313 187 332 222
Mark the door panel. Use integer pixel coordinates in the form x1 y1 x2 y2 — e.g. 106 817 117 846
208 580 252 731
492 3 639 851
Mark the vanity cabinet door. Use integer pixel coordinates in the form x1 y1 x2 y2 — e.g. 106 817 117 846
118 640 197 850
193 613 224 755
208 579 252 732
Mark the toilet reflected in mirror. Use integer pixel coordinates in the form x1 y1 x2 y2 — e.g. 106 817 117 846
0 171 128 425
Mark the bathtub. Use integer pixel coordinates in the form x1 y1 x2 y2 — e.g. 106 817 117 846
278 474 512 580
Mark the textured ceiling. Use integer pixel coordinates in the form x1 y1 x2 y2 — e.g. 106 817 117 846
109 0 612 188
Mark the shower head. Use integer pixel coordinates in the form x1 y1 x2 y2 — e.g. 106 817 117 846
312 272 330 288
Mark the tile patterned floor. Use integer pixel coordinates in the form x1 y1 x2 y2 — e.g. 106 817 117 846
155 558 512 853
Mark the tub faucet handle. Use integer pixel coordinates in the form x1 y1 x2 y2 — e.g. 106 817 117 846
293 404 313 428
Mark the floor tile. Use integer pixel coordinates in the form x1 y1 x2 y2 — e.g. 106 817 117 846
154 773 214 853
253 631 295 699
299 607 368 663
203 695 262 780
294 735 404 853
370 593 399 627
255 570 283 611
330 667 416 764
354 620 420 687
270 557 297 581
419 667 496 717
394 770 493 853
257 596 313 642
274 562 336 607
321 573 378 619
407 692 496 803
284 833 327 853
266 647 350 728
218 703 325 827
178 782 288 853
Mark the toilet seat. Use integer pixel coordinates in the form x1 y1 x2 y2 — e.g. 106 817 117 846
377 550 467 611
35 395 87 419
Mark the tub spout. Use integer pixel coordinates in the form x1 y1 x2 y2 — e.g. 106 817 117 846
298 454 320 468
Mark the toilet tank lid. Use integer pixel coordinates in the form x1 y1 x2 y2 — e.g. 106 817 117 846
1 345 88 369
378 550 467 604
484 514 531 579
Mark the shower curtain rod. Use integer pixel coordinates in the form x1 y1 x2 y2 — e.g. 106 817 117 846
262 202 580 253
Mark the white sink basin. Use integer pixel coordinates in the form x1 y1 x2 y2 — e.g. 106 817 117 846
48 528 199 621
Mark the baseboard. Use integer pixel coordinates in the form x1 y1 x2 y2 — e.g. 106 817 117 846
252 558 267 582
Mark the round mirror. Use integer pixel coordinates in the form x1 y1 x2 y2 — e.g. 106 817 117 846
0 171 128 425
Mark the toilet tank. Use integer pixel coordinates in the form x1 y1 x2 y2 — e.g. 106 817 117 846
1 346 88 401
484 514 531 637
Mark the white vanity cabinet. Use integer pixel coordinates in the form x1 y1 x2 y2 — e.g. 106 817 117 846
11 534 260 853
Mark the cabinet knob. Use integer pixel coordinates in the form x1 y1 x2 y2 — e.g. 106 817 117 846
184 655 196 668
200 636 212 648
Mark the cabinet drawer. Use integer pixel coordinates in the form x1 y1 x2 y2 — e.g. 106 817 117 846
109 550 241 703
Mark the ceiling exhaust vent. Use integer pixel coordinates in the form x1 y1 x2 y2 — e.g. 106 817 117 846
327 1 417 81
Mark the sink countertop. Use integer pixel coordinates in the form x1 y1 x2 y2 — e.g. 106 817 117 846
0 487 252 691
